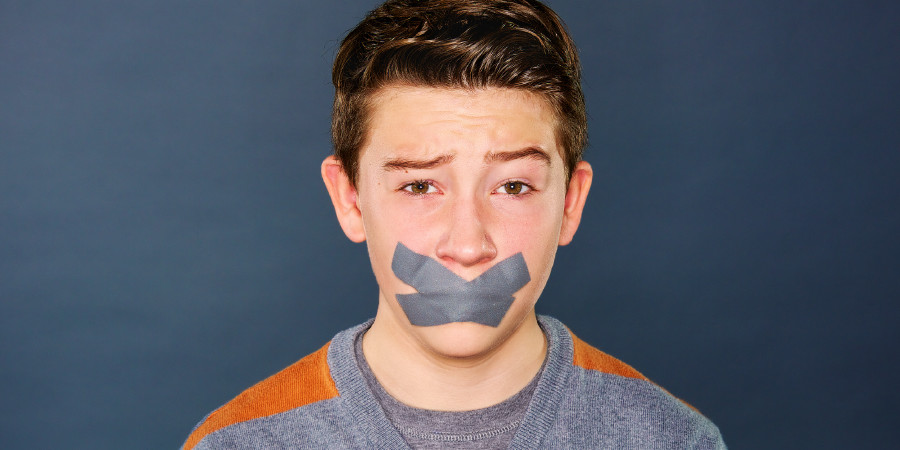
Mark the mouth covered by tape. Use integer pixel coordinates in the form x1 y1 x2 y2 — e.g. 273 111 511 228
390 242 531 327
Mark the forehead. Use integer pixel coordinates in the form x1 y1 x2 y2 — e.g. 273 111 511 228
361 86 560 161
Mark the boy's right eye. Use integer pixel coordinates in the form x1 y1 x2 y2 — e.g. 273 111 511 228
402 180 438 195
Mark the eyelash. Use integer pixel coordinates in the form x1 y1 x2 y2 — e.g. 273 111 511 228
398 180 536 196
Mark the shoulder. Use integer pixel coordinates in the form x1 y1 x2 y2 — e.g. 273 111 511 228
566 326 701 411
181 342 339 450
569 331 650 381
553 324 726 448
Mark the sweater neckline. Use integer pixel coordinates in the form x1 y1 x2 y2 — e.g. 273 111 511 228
353 324 543 445
326 315 574 449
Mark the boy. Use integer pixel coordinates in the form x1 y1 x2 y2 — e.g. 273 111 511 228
183 1 725 448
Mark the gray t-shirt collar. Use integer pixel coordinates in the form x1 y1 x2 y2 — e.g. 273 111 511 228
353 328 545 447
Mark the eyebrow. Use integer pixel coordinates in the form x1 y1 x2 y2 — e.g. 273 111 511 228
484 147 552 165
382 154 455 171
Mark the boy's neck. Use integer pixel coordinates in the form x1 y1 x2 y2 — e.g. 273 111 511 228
361 304 547 411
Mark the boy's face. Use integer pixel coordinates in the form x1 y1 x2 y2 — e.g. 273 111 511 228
323 86 592 359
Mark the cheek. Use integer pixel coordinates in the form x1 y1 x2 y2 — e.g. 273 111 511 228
490 195 564 243
359 193 438 276
376 201 445 248
491 199 565 285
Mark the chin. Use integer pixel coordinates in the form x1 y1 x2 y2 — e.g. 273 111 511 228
413 322 508 359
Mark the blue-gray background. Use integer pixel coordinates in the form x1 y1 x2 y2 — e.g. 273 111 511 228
2 0 897 448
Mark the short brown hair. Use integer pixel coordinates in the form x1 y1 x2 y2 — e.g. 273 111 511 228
332 0 586 184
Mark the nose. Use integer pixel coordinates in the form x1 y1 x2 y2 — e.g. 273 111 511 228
434 195 498 268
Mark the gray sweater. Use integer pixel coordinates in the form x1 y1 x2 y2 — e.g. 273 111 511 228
184 316 726 449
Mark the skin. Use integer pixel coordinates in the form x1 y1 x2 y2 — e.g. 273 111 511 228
322 85 592 411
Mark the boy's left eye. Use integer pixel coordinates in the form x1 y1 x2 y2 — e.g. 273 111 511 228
495 181 531 195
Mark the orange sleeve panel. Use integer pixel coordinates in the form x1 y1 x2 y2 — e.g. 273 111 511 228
569 330 701 413
570 331 648 380
183 342 339 450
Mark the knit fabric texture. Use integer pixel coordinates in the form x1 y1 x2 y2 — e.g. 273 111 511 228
354 327 540 448
183 316 726 449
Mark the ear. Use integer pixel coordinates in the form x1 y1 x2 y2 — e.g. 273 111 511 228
558 160 593 246
321 155 366 243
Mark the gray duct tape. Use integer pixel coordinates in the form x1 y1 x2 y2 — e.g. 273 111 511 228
391 243 531 327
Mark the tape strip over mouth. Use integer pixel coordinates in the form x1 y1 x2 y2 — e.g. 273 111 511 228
390 242 531 327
